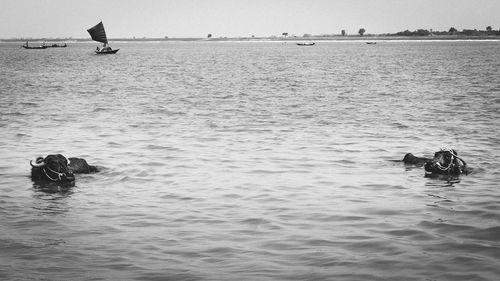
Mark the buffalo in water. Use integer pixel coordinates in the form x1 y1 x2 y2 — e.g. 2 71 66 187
402 148 468 176
30 154 99 183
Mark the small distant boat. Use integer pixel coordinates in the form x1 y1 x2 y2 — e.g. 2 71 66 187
22 42 47 49
22 45 47 49
366 42 377 45
87 21 119 54
297 42 315 46
95 49 119 55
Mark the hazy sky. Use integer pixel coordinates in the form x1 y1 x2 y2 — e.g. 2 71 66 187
1 0 499 38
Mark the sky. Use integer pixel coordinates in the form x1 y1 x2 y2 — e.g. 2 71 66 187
0 0 499 39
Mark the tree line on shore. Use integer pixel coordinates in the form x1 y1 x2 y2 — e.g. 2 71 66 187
390 26 500 37
299 26 500 37
203 26 499 38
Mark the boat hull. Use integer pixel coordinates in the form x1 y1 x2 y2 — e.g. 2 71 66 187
22 45 48 49
95 49 119 55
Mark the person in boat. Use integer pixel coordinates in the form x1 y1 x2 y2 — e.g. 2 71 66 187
101 43 112 52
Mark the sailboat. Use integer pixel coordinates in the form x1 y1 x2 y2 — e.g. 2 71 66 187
87 21 119 54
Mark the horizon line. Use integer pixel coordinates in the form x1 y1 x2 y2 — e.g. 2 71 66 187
3 33 500 42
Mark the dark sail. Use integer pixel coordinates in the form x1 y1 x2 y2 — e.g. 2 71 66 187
87 21 108 44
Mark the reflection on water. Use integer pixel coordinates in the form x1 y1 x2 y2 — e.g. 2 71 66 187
424 174 461 185
33 181 75 193
32 182 74 215
0 41 499 280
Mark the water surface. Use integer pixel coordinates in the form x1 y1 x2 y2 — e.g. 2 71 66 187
1 41 499 280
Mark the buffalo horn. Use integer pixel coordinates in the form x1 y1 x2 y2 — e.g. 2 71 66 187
30 157 45 168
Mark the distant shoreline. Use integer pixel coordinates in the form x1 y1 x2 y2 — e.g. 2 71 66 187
3 34 500 43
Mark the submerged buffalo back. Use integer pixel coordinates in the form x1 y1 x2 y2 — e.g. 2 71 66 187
402 153 432 165
68 157 99 173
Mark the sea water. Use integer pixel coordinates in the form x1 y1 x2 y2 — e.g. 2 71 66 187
0 40 499 280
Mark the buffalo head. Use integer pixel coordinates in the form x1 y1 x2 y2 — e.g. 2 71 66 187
30 154 75 182
424 148 467 175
